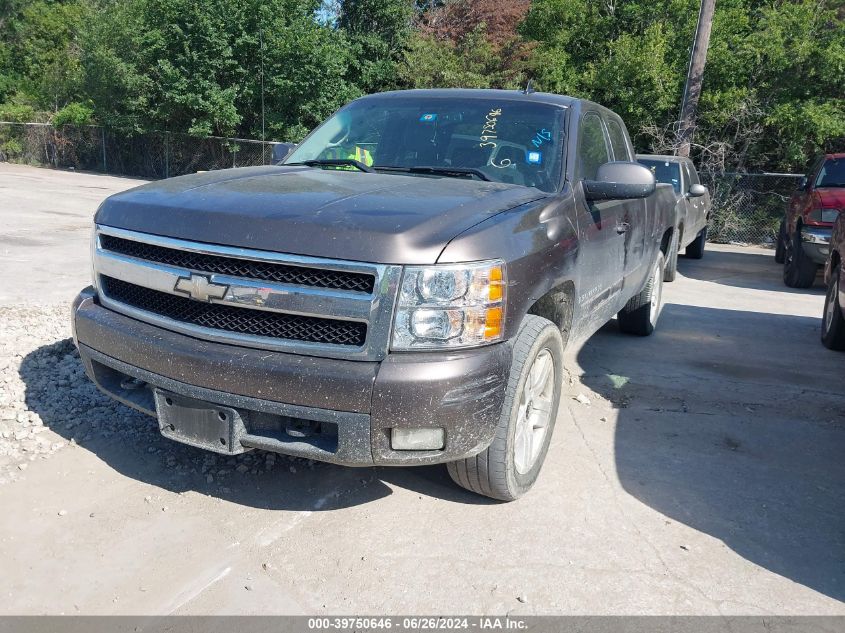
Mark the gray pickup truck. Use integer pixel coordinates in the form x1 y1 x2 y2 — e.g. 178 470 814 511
72 89 676 500
637 154 710 281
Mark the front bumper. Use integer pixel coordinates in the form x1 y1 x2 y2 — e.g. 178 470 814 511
801 226 832 264
72 288 511 466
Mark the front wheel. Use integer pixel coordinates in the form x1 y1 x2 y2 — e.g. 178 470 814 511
447 315 564 501
618 252 665 336
783 230 817 288
822 266 845 351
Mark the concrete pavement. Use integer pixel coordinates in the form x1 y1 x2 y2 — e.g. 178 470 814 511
0 163 147 304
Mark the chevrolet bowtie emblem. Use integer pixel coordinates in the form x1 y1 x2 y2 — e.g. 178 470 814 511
173 274 228 302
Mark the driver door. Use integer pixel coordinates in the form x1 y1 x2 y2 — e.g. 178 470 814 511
573 112 627 319
604 116 647 287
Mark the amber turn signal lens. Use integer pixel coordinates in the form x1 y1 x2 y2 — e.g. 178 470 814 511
484 306 503 339
488 266 504 302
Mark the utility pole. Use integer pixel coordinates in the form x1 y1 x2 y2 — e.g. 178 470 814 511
677 0 716 157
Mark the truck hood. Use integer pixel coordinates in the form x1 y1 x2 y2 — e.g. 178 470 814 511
816 187 845 209
95 166 547 265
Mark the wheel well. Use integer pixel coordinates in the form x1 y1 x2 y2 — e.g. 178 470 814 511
527 281 575 345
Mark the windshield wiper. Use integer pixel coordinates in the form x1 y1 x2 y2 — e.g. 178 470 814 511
374 165 491 182
288 159 373 173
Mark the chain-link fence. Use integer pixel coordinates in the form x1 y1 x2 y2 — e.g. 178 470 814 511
0 122 276 179
1 122 802 246
700 172 802 246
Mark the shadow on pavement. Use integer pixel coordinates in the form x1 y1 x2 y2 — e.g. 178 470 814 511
20 340 493 512
577 300 845 602
677 247 826 293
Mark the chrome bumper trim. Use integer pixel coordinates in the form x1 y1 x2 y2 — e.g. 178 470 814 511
801 226 832 245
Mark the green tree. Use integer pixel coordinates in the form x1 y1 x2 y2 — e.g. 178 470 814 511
520 0 845 172
0 0 89 111
1 0 841 173
520 0 694 143
337 0 414 92
399 27 494 89
81 0 356 140
699 0 845 170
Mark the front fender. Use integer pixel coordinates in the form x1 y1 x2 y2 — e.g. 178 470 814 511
437 195 579 343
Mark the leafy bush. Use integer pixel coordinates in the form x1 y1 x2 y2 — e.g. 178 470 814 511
0 103 36 122
51 102 94 126
0 137 24 160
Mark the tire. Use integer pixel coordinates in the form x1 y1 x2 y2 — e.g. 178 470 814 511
685 226 707 259
821 265 845 351
446 315 564 501
618 251 665 336
774 221 786 264
783 229 817 288
664 229 680 282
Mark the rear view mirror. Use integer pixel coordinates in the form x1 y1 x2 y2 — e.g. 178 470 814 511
688 184 707 197
271 142 297 165
583 162 656 201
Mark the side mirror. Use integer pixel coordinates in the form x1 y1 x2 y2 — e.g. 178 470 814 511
271 142 297 165
583 162 656 201
797 176 808 191
688 184 707 198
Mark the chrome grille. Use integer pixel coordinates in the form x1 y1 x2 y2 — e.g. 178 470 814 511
93 226 402 360
102 276 367 346
100 234 375 293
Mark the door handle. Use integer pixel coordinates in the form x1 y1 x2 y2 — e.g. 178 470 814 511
616 222 630 234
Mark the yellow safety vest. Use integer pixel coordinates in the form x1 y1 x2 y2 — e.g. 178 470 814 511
325 145 373 166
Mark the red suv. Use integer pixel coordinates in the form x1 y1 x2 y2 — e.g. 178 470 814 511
776 153 845 287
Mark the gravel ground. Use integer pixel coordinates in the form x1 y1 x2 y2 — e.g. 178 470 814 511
0 303 308 490
0 305 75 482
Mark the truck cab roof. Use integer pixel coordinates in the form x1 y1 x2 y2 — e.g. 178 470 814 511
352 88 635 122
356 88 578 109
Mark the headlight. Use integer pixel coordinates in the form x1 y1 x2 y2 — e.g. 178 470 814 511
391 260 505 350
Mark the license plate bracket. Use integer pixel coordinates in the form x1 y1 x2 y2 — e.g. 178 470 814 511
154 390 248 454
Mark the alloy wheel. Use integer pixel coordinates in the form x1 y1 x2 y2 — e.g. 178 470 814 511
514 349 556 475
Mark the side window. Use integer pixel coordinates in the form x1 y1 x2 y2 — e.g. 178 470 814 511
808 157 825 187
817 158 845 187
605 118 631 161
578 113 611 180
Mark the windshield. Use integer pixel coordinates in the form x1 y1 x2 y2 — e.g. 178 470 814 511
286 97 566 192
816 158 845 188
638 159 681 193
